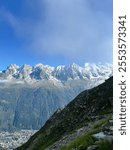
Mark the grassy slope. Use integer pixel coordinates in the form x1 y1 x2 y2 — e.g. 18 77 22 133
60 115 113 150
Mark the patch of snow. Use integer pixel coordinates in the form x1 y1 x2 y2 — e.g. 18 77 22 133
93 132 106 139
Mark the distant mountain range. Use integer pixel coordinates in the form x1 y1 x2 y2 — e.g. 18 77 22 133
0 63 112 82
16 77 113 150
0 63 112 131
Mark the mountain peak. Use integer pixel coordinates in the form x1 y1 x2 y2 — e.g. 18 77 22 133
7 64 19 70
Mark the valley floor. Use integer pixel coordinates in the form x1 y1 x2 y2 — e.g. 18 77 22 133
0 130 37 150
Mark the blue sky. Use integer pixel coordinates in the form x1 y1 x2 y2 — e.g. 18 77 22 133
0 0 112 70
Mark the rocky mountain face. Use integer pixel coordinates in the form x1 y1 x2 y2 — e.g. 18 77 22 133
16 77 113 150
0 63 112 131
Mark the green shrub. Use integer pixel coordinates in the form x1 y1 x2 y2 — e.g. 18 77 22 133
97 139 113 150
60 134 95 150
92 118 109 130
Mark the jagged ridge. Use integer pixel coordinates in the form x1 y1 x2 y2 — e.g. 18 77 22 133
0 63 112 82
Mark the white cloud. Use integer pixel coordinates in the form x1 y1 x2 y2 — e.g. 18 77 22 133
0 0 112 63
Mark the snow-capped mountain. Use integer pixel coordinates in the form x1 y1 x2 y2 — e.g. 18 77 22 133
0 63 112 82
0 63 112 131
